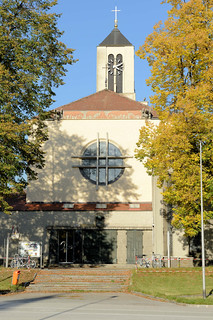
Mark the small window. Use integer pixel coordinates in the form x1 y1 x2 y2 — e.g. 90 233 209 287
129 203 140 209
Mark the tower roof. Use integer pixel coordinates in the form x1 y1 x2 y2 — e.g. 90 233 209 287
98 28 133 47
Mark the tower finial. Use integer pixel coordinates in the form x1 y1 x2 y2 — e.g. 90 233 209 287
112 6 120 28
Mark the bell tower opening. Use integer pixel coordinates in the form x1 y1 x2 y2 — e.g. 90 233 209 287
107 53 123 93
108 54 114 91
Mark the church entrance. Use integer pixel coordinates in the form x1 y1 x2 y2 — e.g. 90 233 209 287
49 229 117 265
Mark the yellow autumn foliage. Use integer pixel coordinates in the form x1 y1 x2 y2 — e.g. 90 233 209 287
135 0 213 237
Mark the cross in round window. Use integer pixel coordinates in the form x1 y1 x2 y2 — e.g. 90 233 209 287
72 136 131 187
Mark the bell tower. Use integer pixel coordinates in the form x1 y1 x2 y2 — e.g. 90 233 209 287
96 7 136 100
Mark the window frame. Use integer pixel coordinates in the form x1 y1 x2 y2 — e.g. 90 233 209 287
72 134 132 188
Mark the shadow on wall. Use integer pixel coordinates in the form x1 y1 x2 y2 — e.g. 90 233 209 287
48 224 117 265
0 120 141 265
27 120 140 203
205 221 213 265
0 211 118 265
189 220 213 266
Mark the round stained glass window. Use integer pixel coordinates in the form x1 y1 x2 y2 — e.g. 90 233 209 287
79 141 124 185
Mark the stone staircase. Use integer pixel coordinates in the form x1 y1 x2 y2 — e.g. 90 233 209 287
26 266 133 293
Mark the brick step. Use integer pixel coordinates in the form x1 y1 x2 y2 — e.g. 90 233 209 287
27 283 127 290
27 287 127 292
30 281 128 287
46 274 129 276
36 270 131 274
26 283 129 292
26 267 132 293
28 282 127 286
34 280 127 284
35 276 129 280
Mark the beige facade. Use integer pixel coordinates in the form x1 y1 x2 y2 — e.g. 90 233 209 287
0 106 190 265
0 210 153 265
27 119 154 204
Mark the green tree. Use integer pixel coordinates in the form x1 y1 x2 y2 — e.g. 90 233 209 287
0 0 75 213
135 0 213 237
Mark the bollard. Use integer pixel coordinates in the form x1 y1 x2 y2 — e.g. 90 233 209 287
12 270 20 285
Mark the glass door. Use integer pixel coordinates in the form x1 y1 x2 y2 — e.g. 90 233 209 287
58 230 83 263
58 230 74 263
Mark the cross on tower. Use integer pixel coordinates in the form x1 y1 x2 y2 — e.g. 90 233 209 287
112 6 120 28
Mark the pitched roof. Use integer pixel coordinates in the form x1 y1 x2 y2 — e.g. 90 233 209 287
55 90 158 120
56 90 152 112
98 28 132 47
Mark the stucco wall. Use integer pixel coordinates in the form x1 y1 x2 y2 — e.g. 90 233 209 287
0 210 198 264
0 210 153 265
27 119 155 204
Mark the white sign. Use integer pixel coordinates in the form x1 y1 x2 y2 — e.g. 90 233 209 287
19 241 41 257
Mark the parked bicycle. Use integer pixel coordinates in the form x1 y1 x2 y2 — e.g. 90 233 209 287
10 254 36 269
152 253 164 268
136 255 150 268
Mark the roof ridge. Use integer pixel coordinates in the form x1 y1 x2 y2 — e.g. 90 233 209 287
56 90 150 109
55 90 106 110
98 28 133 47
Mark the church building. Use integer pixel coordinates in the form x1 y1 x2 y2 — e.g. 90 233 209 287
0 12 190 266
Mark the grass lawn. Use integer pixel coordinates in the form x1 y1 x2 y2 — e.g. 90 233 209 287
130 267 213 305
0 268 37 293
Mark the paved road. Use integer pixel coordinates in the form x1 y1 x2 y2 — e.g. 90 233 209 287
0 292 212 320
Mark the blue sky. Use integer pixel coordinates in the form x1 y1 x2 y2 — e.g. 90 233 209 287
51 0 171 109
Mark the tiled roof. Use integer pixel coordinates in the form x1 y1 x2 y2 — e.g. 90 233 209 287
56 90 157 118
98 28 133 47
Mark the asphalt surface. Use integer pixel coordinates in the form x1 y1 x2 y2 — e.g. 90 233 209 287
0 292 212 320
